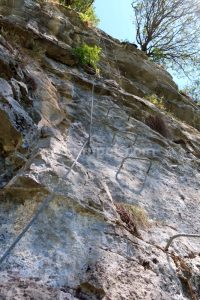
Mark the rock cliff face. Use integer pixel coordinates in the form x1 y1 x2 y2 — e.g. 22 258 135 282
0 1 200 299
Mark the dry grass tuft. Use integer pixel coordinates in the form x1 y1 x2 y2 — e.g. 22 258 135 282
145 114 171 138
116 203 148 237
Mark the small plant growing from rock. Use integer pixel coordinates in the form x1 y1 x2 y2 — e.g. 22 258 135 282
59 0 99 27
145 114 171 138
73 43 101 74
145 94 165 110
116 203 148 237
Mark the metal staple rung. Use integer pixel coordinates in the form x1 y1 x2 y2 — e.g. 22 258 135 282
116 157 152 179
101 39 200 257
165 233 200 251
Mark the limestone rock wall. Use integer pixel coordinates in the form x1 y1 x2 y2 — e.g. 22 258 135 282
0 1 200 299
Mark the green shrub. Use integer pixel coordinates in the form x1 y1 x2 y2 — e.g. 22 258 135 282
73 43 101 73
145 94 165 110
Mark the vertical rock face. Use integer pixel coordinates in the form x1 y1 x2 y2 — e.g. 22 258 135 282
0 1 200 299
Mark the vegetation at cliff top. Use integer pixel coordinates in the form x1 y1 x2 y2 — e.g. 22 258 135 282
131 0 200 102
59 0 99 26
59 0 94 13
49 0 199 102
79 5 99 26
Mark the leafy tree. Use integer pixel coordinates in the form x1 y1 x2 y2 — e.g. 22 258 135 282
132 0 200 71
181 80 200 103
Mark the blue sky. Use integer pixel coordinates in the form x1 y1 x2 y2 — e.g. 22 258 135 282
94 0 185 88
94 0 134 42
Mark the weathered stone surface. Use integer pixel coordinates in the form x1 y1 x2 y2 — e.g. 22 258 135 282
0 1 199 299
0 275 78 299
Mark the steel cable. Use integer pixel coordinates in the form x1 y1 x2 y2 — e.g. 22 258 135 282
0 77 96 268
